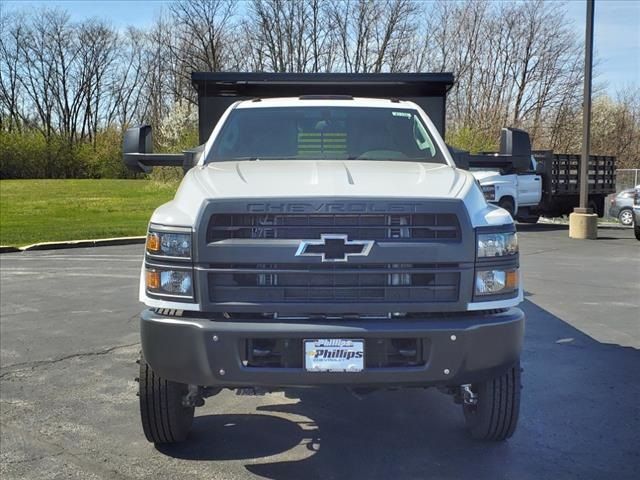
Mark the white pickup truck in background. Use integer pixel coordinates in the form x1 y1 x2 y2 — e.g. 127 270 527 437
470 156 542 223
453 132 616 223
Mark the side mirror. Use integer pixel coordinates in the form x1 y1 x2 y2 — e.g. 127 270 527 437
122 125 186 173
500 128 531 157
500 128 531 171
123 125 153 173
535 162 545 175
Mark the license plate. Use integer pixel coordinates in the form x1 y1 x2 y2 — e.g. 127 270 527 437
304 339 364 372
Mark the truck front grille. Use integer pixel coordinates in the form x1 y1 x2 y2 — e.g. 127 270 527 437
197 200 473 313
207 213 460 242
208 263 460 304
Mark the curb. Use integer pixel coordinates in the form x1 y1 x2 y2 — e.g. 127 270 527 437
1 236 146 253
538 218 626 228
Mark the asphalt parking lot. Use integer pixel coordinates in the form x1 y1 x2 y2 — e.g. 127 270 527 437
1 225 639 480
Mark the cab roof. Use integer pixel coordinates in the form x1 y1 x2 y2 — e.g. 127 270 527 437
234 96 420 109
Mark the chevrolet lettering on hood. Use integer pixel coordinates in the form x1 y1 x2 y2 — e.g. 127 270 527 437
246 201 425 214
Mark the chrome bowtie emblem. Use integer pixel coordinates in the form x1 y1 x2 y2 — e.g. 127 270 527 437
295 234 374 262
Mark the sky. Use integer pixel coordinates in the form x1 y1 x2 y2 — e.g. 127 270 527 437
3 0 639 96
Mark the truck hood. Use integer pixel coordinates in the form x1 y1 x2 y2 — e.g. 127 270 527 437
152 159 510 229
470 170 501 182
190 160 468 199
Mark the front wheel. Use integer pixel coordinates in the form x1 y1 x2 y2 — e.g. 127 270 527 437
139 353 194 444
462 362 521 441
498 197 515 217
618 209 634 226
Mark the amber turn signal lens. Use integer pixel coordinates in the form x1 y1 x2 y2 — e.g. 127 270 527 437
505 270 519 290
146 232 160 252
475 269 519 296
145 269 160 290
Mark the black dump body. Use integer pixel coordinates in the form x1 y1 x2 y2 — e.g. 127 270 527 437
533 150 616 216
191 72 454 144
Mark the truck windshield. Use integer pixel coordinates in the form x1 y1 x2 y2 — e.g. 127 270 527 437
207 106 446 164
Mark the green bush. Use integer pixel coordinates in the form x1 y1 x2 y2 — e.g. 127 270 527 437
0 128 137 179
77 128 132 179
0 124 198 180
1 130 48 178
446 126 498 153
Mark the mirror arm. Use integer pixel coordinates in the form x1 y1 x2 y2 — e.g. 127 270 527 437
124 152 185 174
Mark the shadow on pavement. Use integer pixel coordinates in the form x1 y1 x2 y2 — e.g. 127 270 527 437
516 223 569 232
158 299 639 480
156 414 306 461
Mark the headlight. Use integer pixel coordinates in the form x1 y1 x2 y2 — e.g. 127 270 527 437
146 268 193 297
475 269 518 296
481 185 495 201
146 229 192 258
477 232 518 258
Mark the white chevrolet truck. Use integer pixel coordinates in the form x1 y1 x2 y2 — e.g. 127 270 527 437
456 136 616 222
471 159 542 219
124 73 525 444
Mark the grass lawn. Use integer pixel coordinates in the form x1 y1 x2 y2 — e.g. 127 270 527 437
0 179 178 246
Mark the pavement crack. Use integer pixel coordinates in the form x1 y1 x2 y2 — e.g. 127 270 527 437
1 424 132 480
0 342 139 379
3 451 66 465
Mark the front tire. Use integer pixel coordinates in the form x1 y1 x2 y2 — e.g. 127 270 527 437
498 197 515 217
463 362 521 441
618 208 634 226
139 353 194 444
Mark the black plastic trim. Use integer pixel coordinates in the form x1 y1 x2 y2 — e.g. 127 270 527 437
475 224 517 234
140 307 525 388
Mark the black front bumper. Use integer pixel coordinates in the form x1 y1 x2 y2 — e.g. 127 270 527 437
140 308 524 388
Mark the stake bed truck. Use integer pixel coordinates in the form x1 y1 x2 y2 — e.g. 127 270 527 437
453 138 616 222
125 73 525 444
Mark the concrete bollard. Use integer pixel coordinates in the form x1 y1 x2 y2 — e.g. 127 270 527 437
569 213 598 239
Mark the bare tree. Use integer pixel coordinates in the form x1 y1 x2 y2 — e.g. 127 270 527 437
0 11 25 132
168 0 237 100
243 0 335 73
106 27 152 129
327 0 417 73
3 0 639 179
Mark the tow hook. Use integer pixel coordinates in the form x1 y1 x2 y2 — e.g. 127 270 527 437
183 385 205 407
461 384 478 406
